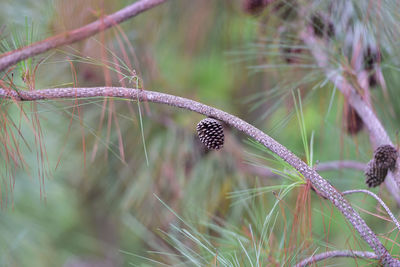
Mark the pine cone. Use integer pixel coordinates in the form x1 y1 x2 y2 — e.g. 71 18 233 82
368 73 378 88
311 14 334 38
364 145 397 187
196 118 224 150
365 160 388 187
373 145 397 170
345 105 363 135
363 46 382 71
242 0 268 14
363 46 382 88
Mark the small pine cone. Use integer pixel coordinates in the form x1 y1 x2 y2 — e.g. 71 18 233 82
363 46 382 88
196 118 224 150
346 106 363 135
363 46 382 71
242 0 272 15
311 14 334 38
365 160 388 187
373 145 398 170
368 73 378 88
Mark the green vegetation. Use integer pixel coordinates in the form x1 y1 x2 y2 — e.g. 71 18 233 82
1 0 399 266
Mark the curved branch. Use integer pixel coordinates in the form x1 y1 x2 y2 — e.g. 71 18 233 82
0 0 168 72
0 86 398 265
301 29 400 206
294 250 378 267
343 189 400 233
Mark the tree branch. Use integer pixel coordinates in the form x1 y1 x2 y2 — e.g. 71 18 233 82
294 250 378 267
0 0 168 72
343 189 400 233
0 86 398 265
300 29 400 206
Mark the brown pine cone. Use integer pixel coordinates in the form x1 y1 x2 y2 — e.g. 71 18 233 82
196 118 224 150
365 160 388 188
345 105 363 135
311 14 334 38
242 0 269 14
373 145 397 171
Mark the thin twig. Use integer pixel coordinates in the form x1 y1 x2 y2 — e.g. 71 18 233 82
0 86 398 265
343 189 400 233
294 250 378 267
0 0 168 72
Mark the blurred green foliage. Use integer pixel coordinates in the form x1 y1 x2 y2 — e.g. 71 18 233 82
1 0 400 266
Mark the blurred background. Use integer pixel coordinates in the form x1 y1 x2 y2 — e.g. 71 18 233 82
1 0 400 266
